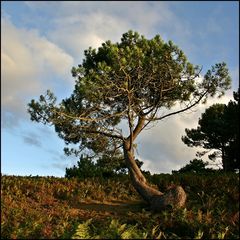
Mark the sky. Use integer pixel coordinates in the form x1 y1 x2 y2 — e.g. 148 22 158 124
1 1 239 177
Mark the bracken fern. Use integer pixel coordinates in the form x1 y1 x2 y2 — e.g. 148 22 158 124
71 219 92 239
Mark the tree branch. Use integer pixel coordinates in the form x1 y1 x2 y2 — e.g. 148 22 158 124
151 90 208 121
81 128 123 140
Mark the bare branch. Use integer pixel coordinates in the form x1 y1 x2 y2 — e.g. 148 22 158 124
151 89 209 121
52 108 127 123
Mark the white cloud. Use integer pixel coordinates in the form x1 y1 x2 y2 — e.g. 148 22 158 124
230 66 239 91
48 11 129 59
1 17 74 128
17 2 195 64
22 133 42 148
42 2 178 60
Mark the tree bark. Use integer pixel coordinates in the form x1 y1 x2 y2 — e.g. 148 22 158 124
123 141 187 212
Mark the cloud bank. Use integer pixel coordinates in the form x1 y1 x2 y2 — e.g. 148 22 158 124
1 17 74 128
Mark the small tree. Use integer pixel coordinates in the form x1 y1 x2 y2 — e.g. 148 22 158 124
172 159 210 174
28 30 231 211
65 153 144 178
65 154 100 179
182 90 239 172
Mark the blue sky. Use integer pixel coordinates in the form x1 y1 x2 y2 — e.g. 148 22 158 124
1 1 239 177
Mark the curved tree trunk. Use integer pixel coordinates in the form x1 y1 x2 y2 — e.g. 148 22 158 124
123 141 187 212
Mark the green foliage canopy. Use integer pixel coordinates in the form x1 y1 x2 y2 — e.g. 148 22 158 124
28 30 231 159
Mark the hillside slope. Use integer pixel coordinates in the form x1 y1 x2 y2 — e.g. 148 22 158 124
1 174 239 239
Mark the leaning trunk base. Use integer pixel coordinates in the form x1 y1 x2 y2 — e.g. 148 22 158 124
124 143 187 212
132 176 187 212
149 186 187 212
129 168 187 212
